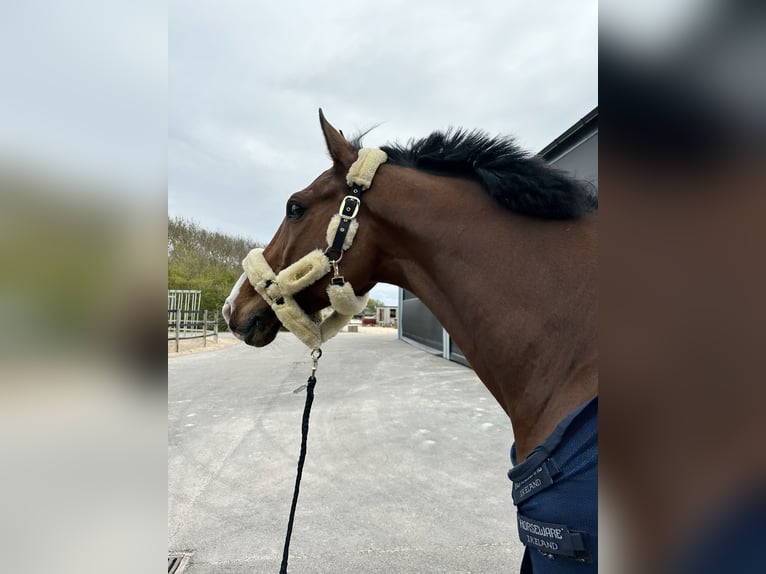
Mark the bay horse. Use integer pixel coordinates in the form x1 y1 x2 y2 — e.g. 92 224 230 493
224 110 598 573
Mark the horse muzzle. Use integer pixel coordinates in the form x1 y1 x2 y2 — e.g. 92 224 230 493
228 305 281 347
222 273 281 346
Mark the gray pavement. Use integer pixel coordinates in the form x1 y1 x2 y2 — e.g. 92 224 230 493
169 328 524 573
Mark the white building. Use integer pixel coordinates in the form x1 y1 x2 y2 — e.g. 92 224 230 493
376 306 398 327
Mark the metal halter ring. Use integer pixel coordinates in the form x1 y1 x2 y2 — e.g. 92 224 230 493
323 247 344 263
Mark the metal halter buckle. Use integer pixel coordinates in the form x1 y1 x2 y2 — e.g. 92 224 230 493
338 195 361 219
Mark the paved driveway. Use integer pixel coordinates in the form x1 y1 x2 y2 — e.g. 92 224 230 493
169 329 524 573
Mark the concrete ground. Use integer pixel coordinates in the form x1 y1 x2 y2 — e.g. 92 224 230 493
169 328 524 573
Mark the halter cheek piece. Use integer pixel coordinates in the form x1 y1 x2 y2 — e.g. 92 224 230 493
241 148 388 349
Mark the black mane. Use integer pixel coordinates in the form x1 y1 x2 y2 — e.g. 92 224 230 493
361 128 597 219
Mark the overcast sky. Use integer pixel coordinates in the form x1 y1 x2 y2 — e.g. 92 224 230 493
168 0 597 304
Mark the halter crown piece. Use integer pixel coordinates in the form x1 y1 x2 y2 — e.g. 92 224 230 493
241 148 388 349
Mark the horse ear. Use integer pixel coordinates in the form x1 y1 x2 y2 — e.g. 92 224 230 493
319 109 356 168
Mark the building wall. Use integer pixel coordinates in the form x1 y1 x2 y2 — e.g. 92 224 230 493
547 132 598 190
377 306 398 327
399 289 443 354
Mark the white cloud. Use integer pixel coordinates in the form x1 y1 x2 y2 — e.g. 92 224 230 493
168 0 598 270
370 283 400 307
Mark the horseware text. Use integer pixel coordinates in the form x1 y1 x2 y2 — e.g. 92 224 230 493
518 519 565 540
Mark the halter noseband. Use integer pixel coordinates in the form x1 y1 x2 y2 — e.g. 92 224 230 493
242 148 388 349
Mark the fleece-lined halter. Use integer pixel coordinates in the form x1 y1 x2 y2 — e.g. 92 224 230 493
241 148 388 349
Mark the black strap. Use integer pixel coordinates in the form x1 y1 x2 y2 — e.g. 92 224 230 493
328 215 353 258
327 188 364 259
279 374 317 574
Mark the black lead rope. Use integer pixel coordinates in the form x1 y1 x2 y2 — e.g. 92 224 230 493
280 348 322 574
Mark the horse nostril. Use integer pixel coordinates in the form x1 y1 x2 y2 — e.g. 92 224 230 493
250 310 266 330
222 300 232 325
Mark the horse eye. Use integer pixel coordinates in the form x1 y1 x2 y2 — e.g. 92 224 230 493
286 201 305 220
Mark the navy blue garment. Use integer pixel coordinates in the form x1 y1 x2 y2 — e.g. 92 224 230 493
508 397 598 574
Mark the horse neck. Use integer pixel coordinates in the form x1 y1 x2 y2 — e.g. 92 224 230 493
367 168 598 459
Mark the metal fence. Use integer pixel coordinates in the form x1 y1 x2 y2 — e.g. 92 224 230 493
168 290 201 329
168 309 219 352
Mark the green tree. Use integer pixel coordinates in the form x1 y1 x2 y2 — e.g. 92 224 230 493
363 297 386 316
168 218 262 329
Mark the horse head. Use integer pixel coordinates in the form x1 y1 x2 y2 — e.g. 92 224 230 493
223 110 382 348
